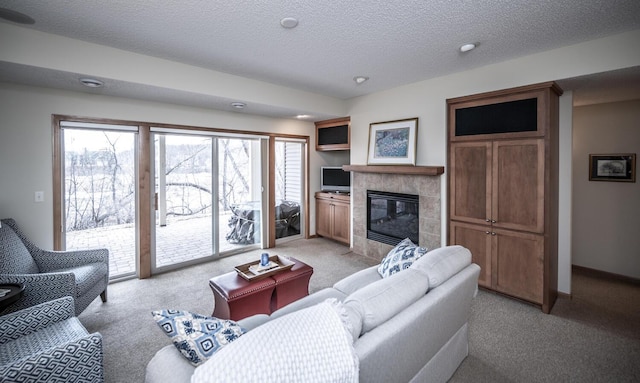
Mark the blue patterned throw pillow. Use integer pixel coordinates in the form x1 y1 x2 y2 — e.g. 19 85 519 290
152 309 246 366
377 238 428 278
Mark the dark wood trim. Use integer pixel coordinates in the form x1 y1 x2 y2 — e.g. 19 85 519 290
138 125 152 279
572 265 640 285
303 137 311 240
52 115 63 250
557 291 571 299
446 81 563 105
315 116 350 151
343 164 444 176
268 137 276 248
314 117 351 127
52 114 310 141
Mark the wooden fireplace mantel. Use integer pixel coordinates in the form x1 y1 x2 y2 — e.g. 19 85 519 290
342 164 444 176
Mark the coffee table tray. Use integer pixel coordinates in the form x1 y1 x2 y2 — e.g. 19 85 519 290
235 255 295 281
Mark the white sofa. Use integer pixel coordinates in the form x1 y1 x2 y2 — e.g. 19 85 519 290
146 245 480 383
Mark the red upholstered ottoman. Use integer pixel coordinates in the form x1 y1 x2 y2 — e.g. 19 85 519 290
209 272 276 321
270 257 314 311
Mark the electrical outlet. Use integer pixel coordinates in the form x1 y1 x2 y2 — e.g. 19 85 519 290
35 191 44 202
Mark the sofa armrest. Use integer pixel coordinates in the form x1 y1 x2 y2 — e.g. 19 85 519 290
0 273 76 314
0 333 104 383
0 297 75 344
34 248 109 272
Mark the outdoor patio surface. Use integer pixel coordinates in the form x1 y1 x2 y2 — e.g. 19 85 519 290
66 214 250 278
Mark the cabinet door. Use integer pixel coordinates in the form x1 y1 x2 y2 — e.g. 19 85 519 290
332 201 351 245
492 228 544 304
450 221 492 288
492 139 545 233
316 197 332 238
450 142 492 225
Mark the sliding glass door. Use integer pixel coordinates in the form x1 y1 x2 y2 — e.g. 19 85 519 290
55 116 308 278
218 137 264 250
274 139 305 241
59 122 138 279
152 132 263 271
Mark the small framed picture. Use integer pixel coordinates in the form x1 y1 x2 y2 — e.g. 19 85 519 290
367 118 418 165
589 153 636 182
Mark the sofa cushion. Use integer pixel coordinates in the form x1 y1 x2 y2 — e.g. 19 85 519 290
332 299 363 342
344 268 429 335
333 266 381 296
237 314 271 331
192 300 359 383
377 238 428 278
270 287 346 320
0 225 39 274
409 245 472 288
152 309 246 366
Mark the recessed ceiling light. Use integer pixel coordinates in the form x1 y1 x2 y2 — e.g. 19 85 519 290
0 8 35 24
280 17 298 29
459 43 477 53
231 102 246 109
353 76 369 84
296 114 311 119
79 78 104 88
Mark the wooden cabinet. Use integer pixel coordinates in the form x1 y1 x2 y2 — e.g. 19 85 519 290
315 192 350 245
450 221 544 303
315 117 350 151
450 139 545 233
447 82 561 313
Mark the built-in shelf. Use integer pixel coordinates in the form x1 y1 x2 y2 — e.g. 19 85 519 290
343 165 444 176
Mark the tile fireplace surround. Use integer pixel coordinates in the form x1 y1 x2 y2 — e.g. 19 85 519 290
347 166 443 261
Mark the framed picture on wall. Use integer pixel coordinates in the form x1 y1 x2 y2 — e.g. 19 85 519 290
367 117 418 165
589 153 636 182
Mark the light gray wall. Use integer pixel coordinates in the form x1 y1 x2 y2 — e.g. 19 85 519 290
0 83 322 247
572 99 640 279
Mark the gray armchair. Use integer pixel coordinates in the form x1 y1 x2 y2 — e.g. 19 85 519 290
0 218 109 315
0 296 104 382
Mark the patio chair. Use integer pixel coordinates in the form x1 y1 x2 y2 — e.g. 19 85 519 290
0 218 109 316
0 296 104 382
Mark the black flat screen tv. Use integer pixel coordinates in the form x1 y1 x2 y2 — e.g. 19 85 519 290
321 166 350 193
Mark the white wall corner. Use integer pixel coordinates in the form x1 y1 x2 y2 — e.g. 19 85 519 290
558 91 573 295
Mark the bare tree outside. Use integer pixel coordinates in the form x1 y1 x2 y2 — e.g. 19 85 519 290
63 129 299 276
65 133 254 232
64 131 135 231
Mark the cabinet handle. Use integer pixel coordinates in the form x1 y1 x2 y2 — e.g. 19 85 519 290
491 220 497 223
485 231 491 235
485 219 491 222
491 232 496 236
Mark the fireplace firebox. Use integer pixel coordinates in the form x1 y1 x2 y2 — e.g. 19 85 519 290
367 190 419 246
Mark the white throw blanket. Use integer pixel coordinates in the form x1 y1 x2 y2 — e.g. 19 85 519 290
191 299 359 383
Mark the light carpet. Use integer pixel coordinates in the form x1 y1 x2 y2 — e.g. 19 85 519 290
79 238 640 383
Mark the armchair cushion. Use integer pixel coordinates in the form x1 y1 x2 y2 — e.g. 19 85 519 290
54 263 109 297
0 225 39 274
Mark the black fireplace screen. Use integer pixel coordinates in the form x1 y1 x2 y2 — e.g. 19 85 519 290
367 190 419 246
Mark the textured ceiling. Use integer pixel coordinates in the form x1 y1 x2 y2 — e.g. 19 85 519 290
1 1 639 118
